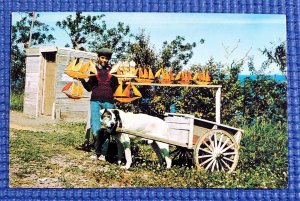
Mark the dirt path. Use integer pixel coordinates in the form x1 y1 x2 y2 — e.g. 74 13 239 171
10 110 59 131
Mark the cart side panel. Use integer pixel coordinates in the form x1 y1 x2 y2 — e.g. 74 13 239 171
164 114 194 149
167 129 189 144
192 120 215 144
193 117 243 145
192 126 212 144
193 119 216 131
164 116 191 124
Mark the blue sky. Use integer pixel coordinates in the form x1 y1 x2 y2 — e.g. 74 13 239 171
12 12 286 74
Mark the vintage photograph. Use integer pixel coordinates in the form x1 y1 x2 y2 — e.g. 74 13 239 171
10 12 287 188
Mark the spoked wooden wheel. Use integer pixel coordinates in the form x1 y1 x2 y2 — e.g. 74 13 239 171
170 147 194 167
193 129 239 172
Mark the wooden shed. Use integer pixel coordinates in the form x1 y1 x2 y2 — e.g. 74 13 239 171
24 46 97 121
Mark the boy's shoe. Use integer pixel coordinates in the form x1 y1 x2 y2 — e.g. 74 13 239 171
90 155 106 161
98 155 106 161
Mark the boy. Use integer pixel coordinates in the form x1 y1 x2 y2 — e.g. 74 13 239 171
80 48 119 160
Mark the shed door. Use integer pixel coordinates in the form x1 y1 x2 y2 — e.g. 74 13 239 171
42 52 56 116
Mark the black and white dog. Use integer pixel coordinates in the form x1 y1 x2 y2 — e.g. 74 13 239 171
100 109 172 169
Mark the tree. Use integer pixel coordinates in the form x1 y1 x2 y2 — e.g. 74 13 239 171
242 76 287 124
11 12 55 94
127 30 158 67
260 41 287 75
160 36 198 73
89 22 132 63
237 40 288 124
56 12 106 50
56 12 132 63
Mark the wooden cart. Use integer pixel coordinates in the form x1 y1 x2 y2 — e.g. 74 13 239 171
117 83 243 172
118 113 243 172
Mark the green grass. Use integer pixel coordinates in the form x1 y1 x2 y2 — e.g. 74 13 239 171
9 121 288 188
10 93 24 111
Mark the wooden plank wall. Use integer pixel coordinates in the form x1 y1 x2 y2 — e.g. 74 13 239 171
23 54 43 117
55 48 97 121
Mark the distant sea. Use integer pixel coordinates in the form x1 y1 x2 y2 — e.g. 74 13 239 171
238 74 286 83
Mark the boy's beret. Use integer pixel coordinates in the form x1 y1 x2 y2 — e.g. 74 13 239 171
97 48 113 58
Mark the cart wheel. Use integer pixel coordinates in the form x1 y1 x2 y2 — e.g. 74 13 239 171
170 147 194 167
193 129 239 172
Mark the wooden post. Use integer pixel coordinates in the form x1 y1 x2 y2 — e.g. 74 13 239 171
28 12 36 48
216 87 221 124
52 103 56 120
41 56 47 115
188 116 194 149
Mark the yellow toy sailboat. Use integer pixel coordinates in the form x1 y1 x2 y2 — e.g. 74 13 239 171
113 82 142 102
61 80 84 99
175 71 192 84
64 59 97 79
135 66 155 83
193 70 211 85
155 68 175 84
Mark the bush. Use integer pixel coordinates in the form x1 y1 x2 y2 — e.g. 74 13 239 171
238 120 288 187
10 93 24 111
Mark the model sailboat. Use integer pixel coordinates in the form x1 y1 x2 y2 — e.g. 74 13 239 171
193 70 211 85
113 82 142 102
61 80 84 99
135 66 155 83
155 68 175 84
175 71 193 84
64 59 97 79
111 61 138 84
